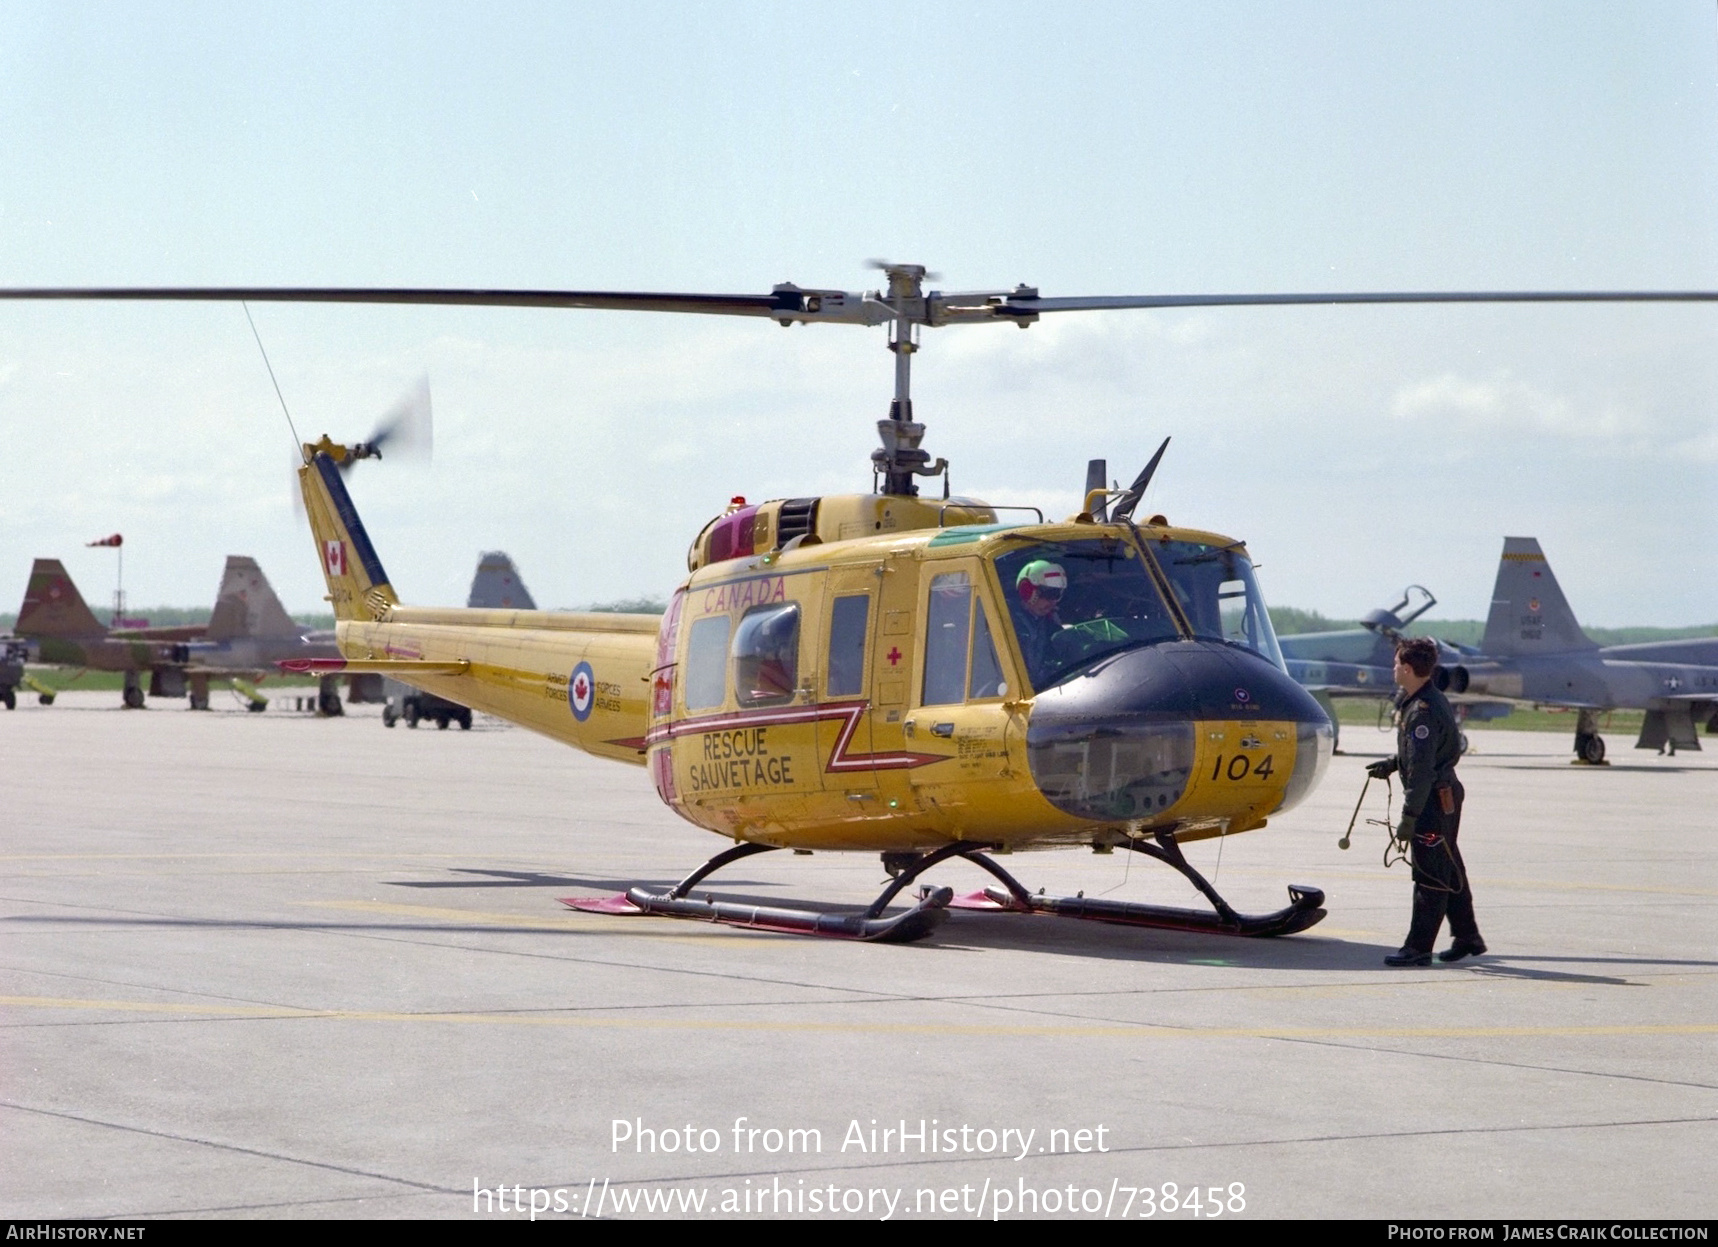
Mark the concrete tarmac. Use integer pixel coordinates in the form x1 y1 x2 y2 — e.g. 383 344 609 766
3 692 1715 1220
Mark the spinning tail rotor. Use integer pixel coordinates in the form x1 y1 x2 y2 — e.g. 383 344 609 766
291 375 433 521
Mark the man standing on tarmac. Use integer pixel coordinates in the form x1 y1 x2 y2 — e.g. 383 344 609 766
1366 636 1487 967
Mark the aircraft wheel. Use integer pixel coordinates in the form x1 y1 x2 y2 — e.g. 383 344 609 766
383 705 398 728
1579 733 1606 764
1458 732 1470 755
457 710 472 730
189 692 210 711
2 688 14 710
40 692 55 706
436 715 449 730
405 702 420 728
246 700 266 713
122 685 145 709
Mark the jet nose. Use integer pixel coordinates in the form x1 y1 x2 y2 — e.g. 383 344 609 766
1026 640 1334 823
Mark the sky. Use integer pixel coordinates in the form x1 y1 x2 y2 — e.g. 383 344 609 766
1 1 1716 626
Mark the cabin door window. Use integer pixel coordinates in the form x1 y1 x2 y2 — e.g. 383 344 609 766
731 602 801 707
821 567 881 792
683 615 731 711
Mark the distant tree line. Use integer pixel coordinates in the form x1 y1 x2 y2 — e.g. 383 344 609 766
1268 607 1715 648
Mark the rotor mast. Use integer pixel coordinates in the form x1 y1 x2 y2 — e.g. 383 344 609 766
872 263 947 497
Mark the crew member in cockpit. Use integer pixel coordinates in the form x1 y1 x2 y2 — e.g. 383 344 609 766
1012 560 1067 689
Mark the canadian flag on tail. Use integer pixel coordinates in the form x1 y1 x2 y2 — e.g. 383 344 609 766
324 540 347 576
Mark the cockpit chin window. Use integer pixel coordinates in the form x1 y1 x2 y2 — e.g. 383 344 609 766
993 537 1180 692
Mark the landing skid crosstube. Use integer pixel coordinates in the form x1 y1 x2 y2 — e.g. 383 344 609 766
562 831 1326 944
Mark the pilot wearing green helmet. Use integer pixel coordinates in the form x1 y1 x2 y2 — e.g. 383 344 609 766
1012 559 1068 687
1009 554 1142 690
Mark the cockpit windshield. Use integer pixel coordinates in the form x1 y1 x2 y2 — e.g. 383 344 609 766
993 537 1180 692
1154 540 1286 671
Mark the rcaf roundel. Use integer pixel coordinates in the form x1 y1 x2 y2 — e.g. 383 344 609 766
569 661 595 722
324 540 347 577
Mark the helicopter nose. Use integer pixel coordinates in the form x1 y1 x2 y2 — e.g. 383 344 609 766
1025 640 1334 823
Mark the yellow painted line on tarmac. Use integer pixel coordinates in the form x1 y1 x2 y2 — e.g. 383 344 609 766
4 994 1716 1042
0 995 320 1020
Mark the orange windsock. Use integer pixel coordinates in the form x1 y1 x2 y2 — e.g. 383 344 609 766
85 533 123 548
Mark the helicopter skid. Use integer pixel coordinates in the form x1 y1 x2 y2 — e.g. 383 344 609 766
560 835 1323 943
932 831 1326 937
945 885 1326 937
563 886 952 943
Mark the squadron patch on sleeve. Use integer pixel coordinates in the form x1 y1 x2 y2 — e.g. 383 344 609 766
1414 724 1430 740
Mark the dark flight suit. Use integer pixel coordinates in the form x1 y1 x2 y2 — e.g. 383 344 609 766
1376 680 1482 954
1009 605 1063 691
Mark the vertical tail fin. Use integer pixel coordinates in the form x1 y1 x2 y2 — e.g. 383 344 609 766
207 556 302 640
467 551 537 610
16 559 107 639
1480 537 1596 656
296 453 401 621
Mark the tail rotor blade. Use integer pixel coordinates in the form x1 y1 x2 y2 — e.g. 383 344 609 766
1111 436 1171 522
340 374 434 472
289 452 308 522
365 373 433 463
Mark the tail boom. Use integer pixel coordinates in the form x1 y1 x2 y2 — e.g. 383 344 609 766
332 616 656 762
296 449 654 760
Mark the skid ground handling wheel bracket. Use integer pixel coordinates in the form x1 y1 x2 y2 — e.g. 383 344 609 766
562 831 1325 944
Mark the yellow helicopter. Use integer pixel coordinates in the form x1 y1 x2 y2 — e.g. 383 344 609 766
7 265 1714 943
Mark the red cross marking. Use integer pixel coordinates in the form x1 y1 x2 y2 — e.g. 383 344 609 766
886 647 902 666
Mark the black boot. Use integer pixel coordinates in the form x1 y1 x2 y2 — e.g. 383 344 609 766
1437 938 1487 963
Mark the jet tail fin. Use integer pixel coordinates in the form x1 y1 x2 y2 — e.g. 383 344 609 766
296 451 401 622
207 556 302 640
1480 537 1596 656
467 551 537 610
16 559 107 639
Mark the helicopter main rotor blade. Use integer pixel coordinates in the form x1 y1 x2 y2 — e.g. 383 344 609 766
1003 290 1718 315
7 283 1718 329
0 284 890 325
